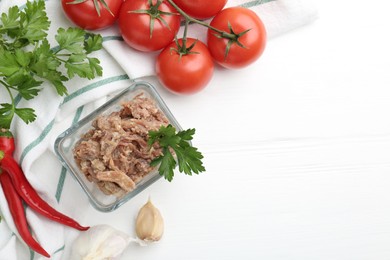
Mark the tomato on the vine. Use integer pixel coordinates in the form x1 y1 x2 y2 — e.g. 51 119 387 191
61 0 123 30
119 0 181 52
172 0 227 20
156 38 214 95
207 7 267 69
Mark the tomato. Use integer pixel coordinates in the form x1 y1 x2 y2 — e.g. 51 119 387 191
207 7 267 69
119 0 181 52
156 38 214 95
172 0 227 19
61 0 123 30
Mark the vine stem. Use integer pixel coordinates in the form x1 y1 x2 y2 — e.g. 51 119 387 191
165 0 236 40
181 18 189 51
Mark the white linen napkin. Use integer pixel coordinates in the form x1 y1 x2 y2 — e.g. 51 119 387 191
0 0 317 259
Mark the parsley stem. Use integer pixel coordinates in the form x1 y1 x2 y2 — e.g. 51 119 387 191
0 80 15 106
0 25 19 33
55 54 71 57
54 56 67 63
53 46 66 55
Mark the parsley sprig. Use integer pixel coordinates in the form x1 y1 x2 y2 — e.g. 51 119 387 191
148 125 205 181
0 0 103 129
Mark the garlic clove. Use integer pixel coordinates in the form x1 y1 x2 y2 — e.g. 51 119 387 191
135 198 164 241
70 224 131 260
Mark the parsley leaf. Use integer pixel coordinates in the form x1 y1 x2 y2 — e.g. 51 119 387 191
14 107 36 125
0 0 103 128
16 77 42 100
0 6 21 38
0 103 37 129
55 28 103 80
148 125 205 182
85 34 103 54
31 39 61 74
55 27 85 53
150 147 176 181
20 0 50 42
0 6 20 29
0 103 15 129
88 57 103 77
0 47 20 76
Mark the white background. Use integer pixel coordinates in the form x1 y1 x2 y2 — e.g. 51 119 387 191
64 0 390 259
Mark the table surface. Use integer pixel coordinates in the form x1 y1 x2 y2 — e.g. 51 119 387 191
45 0 390 259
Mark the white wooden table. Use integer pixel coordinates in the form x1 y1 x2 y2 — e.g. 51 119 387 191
45 0 390 259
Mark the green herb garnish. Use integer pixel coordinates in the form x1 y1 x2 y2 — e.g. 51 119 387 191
0 0 103 129
148 125 205 181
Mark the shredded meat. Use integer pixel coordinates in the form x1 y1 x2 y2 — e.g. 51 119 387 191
96 171 136 192
73 93 169 196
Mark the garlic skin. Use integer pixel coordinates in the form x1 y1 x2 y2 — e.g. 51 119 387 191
136 198 164 241
71 225 131 260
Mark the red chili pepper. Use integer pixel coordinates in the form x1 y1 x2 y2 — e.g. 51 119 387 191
0 171 50 258
0 153 89 231
0 129 15 156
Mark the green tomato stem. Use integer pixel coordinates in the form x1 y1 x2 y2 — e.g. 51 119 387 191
150 0 162 15
181 18 189 51
165 0 236 40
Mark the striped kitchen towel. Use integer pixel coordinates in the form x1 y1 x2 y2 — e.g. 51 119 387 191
103 0 318 79
0 0 317 259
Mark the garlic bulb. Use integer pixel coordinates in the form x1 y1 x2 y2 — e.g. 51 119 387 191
135 198 164 241
70 224 132 260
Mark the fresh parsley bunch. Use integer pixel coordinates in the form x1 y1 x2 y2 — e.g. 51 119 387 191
148 125 205 181
0 0 103 129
